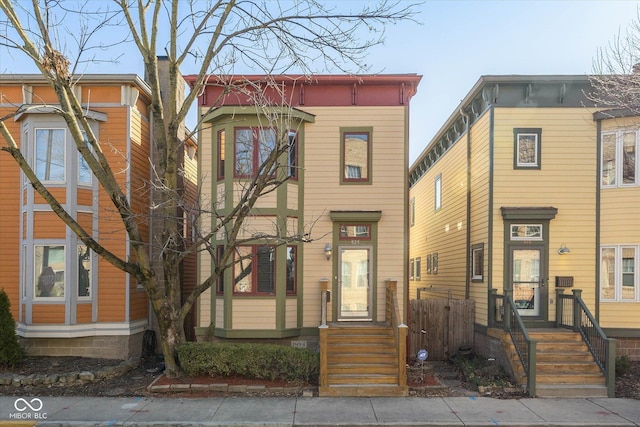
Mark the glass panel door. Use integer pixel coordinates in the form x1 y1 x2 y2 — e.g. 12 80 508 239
511 248 543 317
338 247 371 320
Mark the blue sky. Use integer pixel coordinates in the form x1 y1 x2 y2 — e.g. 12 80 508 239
371 1 640 164
2 1 639 164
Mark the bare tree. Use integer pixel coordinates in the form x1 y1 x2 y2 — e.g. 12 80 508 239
0 0 417 377
590 8 640 114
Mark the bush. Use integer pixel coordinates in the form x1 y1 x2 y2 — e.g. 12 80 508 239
616 355 632 376
0 289 23 367
177 342 319 383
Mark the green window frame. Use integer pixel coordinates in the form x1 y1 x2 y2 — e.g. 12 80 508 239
340 127 372 185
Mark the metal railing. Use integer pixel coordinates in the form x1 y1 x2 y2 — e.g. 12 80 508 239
556 289 616 397
488 289 536 396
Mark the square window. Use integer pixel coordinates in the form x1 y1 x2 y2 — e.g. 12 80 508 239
514 128 541 169
341 128 372 184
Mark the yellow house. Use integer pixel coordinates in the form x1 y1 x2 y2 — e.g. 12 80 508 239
409 75 639 397
190 74 421 396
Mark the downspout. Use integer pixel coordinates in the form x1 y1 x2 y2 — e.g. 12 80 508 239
461 108 471 299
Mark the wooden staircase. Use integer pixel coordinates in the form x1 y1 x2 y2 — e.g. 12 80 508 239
505 329 607 398
319 324 408 397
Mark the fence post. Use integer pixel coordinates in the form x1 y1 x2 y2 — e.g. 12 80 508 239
572 289 582 332
555 288 564 327
606 338 616 398
503 289 513 332
320 278 329 327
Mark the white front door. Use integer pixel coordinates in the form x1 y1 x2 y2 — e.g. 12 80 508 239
338 246 372 321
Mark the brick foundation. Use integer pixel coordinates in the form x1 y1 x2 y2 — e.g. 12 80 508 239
614 337 640 361
19 332 145 360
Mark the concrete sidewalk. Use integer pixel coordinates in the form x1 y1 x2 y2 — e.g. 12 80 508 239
1 395 639 426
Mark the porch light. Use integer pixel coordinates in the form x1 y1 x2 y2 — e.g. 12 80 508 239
558 243 571 255
324 243 332 260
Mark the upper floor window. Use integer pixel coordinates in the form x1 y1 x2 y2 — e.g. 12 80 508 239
341 128 372 184
217 129 226 181
514 128 541 169
234 127 276 178
471 243 484 282
410 197 415 227
35 128 65 182
288 131 298 180
601 129 637 188
434 174 442 211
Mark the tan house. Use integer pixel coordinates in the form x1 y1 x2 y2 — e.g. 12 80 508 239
190 74 421 396
0 72 198 358
409 75 640 397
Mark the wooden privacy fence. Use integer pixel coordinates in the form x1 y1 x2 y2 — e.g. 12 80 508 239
409 298 475 361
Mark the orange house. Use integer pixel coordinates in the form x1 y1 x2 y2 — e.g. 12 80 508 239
0 75 156 359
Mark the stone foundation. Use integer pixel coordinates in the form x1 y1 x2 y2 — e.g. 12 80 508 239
19 332 145 360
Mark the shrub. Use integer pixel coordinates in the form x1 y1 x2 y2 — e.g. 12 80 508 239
616 355 632 376
0 289 23 367
177 342 319 383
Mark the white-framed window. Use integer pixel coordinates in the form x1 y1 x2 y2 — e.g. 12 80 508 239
434 174 442 211
409 197 415 227
35 128 66 182
601 129 638 188
510 224 543 241
514 128 542 169
471 243 484 281
415 257 421 281
601 245 639 302
34 244 66 299
409 258 415 280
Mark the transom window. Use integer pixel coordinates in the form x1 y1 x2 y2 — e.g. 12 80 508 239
601 246 639 302
601 129 638 187
510 224 542 241
339 224 371 240
514 128 542 169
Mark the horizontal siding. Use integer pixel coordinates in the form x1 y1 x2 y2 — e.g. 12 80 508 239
80 85 122 103
492 107 598 308
232 299 276 329
286 298 297 329
215 298 224 328
33 211 66 239
469 114 491 325
32 304 65 324
600 188 640 243
96 259 126 322
301 106 407 326
76 303 93 323
198 288 211 327
600 304 640 329
409 133 468 302
287 184 298 211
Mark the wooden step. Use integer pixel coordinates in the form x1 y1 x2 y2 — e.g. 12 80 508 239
319 384 408 397
536 373 605 385
327 335 395 345
329 353 397 364
327 373 399 385
537 361 601 374
535 351 595 362
327 364 398 375
536 384 608 398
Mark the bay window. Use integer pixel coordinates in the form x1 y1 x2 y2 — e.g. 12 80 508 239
234 127 276 177
35 129 66 182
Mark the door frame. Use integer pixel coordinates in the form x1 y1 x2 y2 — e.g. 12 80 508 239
500 207 557 325
508 244 547 319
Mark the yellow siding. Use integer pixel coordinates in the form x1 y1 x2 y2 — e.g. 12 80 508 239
492 108 598 310
233 182 278 208
600 303 640 329
409 133 467 302
286 298 297 329
469 114 492 325
287 184 298 211
232 299 276 329
199 288 211 327
302 106 407 326
215 298 224 328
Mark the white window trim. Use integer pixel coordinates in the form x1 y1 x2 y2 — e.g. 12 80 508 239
601 129 639 189
471 245 483 281
510 224 543 241
34 127 67 184
434 174 442 211
601 245 640 302
516 133 539 167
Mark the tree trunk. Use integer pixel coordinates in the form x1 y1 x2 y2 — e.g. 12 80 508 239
154 300 187 378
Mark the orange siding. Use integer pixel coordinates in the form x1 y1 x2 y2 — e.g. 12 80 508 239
34 187 66 205
97 258 127 322
77 189 94 207
76 303 93 323
33 211 67 238
1 86 23 103
30 86 59 104
32 304 65 324
81 86 121 103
